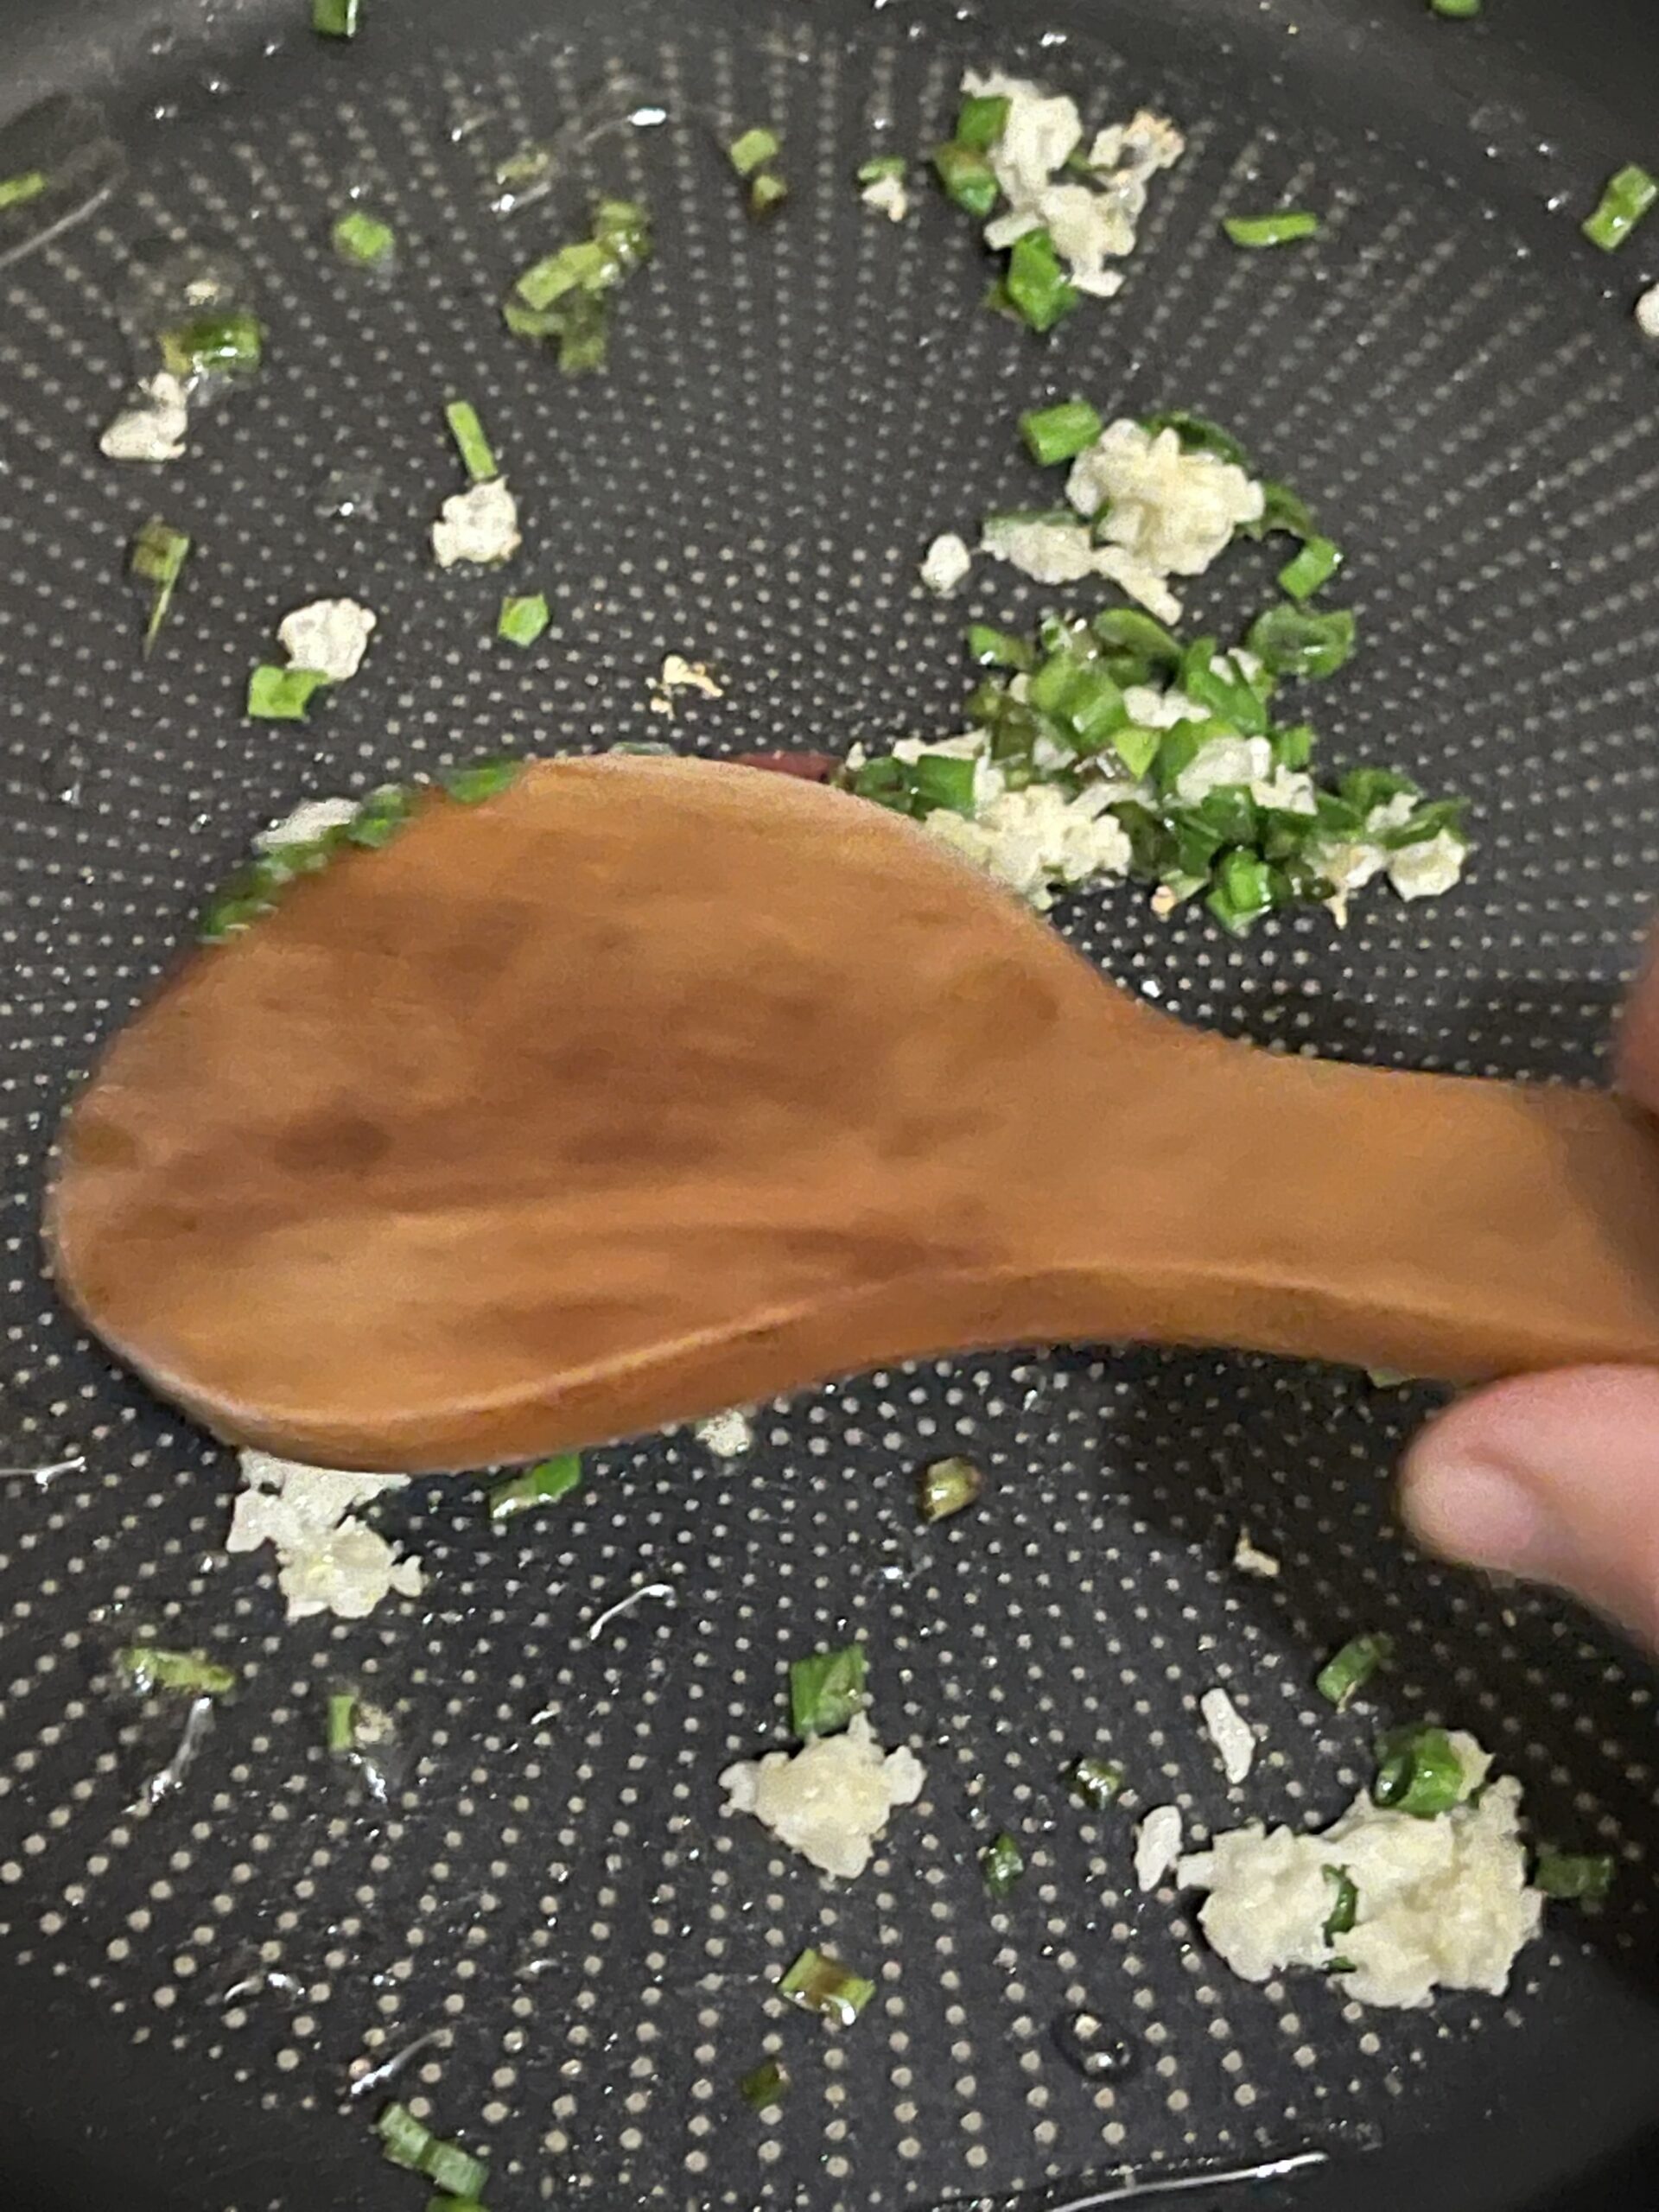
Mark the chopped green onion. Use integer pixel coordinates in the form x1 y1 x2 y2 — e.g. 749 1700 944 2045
1091 607 1183 669
346 784 416 847
427 2201 486 2212
313 0 359 31
1179 638 1271 736
779 1946 874 2025
965 624 1035 672
327 1690 359 1752
932 141 999 219
1278 533 1342 601
1323 1866 1358 1942
498 593 550 648
128 517 191 656
505 203 649 373
911 753 977 818
377 2102 431 2171
740 2059 790 2110
1315 1632 1395 1711
955 93 1010 152
1005 227 1078 333
0 171 48 210
917 1454 983 1523
160 307 264 380
1583 164 1658 251
1534 1847 1614 1903
1223 211 1321 248
425 2142 489 2198
1063 1755 1124 1810
1028 648 1128 753
1429 0 1480 12
1206 849 1274 937
1020 398 1103 466
1141 410 1252 470
982 1831 1026 1897
1272 722 1314 770
332 209 395 265
789 1642 866 1737
1112 724 1162 779
857 156 906 185
247 664 330 721
442 755 523 804
1242 478 1317 543
1246 602 1356 681
487 1452 582 1522
445 397 498 485
747 171 788 221
728 127 782 179
1372 1726 1469 1817
117 1644 236 1699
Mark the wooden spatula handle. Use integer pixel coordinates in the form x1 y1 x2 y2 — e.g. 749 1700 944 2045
1007 1024 1659 1384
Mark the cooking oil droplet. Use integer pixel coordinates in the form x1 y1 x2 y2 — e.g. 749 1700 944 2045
42 739 88 805
316 465 384 521
1052 2007 1136 2082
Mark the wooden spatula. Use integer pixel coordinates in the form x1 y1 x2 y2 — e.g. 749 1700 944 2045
45 753 1659 1472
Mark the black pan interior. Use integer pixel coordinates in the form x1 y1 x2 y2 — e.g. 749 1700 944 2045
2 0 1659 2208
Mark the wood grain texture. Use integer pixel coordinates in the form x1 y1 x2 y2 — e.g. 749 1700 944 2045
45 754 1659 1470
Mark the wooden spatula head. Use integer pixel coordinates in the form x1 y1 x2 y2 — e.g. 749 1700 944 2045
47 756 1143 1469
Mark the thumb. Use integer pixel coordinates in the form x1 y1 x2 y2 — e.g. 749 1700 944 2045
1401 1368 1659 1647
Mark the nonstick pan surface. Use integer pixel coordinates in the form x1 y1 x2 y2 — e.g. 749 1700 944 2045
3 0 1659 2208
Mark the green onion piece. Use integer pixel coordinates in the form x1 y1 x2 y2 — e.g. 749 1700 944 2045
779 1946 874 2025
1064 1755 1124 1809
1020 398 1103 466
1534 1847 1614 1903
1372 1726 1469 1817
747 172 788 221
857 156 906 185
247 664 330 721
0 171 48 210
1322 1865 1358 1941
1179 638 1270 736
740 2058 790 2110
513 241 610 310
789 1643 867 1737
424 2142 488 2197
347 784 416 847
1112 725 1161 779
1246 602 1357 681
594 197 652 271
443 755 523 804
427 2201 486 2212
1207 849 1274 937
1223 211 1321 248
1028 649 1128 753
1583 164 1658 251
117 1644 237 1699
1091 607 1183 668
487 1452 582 1523
128 517 191 656
313 0 359 31
1006 227 1078 334
1315 1631 1395 1711
377 2101 431 2171
444 397 498 485
1271 722 1315 770
1239 478 1317 543
955 93 1010 152
160 307 264 380
1429 0 1480 12
1141 411 1252 470
499 593 550 648
1278 534 1342 602
933 141 999 219
917 1454 983 1522
910 753 977 818
965 624 1035 672
982 1831 1026 1897
327 1690 358 1752
728 126 782 179
332 209 395 265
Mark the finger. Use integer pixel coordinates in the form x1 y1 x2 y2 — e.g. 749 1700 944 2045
1400 1366 1659 1647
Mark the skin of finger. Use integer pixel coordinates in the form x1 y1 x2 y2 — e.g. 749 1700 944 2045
1615 918 1659 1110
1402 1367 1659 1644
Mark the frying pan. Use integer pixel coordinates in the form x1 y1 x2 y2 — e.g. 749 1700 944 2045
3 0 1658 2206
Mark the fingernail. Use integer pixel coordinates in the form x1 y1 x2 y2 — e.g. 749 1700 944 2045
1403 1457 1568 1575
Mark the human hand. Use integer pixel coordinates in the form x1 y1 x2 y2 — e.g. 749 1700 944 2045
1402 929 1659 1649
